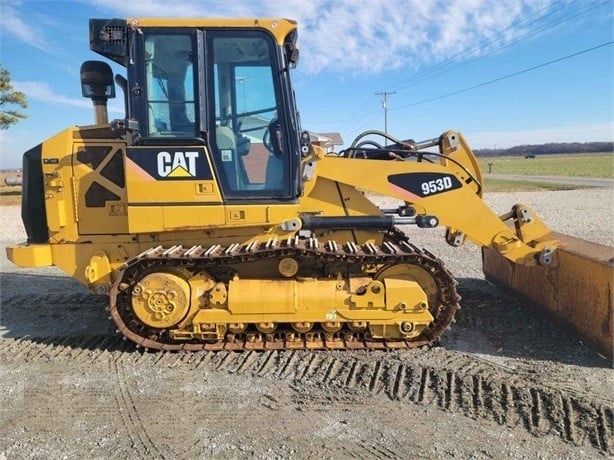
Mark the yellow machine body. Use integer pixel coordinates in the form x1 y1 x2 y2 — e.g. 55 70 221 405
6 17 613 354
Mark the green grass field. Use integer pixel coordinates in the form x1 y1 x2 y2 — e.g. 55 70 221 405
482 178 586 192
479 152 614 178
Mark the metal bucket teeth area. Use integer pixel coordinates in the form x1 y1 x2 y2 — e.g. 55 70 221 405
483 231 614 361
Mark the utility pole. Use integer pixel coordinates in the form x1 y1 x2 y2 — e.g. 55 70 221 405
236 76 249 111
375 90 396 135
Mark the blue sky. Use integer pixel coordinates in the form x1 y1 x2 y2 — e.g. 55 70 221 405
1 0 612 168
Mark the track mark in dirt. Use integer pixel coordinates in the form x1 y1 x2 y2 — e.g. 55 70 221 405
299 353 324 380
255 349 280 376
368 360 384 394
277 350 302 378
259 393 281 411
0 336 31 359
445 371 459 411
212 350 241 371
254 351 613 454
388 363 406 401
472 375 483 418
321 356 343 384
343 360 360 388
416 367 430 403
1 339 612 453
343 440 401 459
234 350 261 374
530 388 544 434
110 359 169 459
0 334 131 365
0 292 95 306
597 407 612 452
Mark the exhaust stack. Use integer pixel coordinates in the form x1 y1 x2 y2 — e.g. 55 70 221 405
80 60 115 125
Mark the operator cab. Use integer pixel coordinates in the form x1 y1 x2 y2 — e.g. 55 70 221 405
87 18 303 201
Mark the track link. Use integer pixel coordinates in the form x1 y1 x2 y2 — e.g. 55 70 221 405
109 230 460 351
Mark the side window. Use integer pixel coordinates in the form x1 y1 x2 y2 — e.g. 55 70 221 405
144 34 196 137
211 33 287 198
233 66 278 186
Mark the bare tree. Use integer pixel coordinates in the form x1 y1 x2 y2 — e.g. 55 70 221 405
0 65 27 130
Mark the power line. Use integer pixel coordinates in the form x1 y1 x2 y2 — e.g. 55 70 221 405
304 2 609 130
390 40 614 111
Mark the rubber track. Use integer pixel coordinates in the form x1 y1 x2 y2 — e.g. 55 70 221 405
109 231 460 351
1 338 611 453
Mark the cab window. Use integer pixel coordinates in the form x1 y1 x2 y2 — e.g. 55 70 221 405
144 34 196 137
209 32 288 198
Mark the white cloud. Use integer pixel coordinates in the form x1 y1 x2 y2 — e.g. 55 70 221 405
13 81 93 109
12 81 125 116
11 81 125 114
0 129 32 168
0 2 52 52
80 0 557 74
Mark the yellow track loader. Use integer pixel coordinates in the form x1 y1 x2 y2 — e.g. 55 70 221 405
6 18 613 356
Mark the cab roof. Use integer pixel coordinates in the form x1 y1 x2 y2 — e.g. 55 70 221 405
126 17 297 45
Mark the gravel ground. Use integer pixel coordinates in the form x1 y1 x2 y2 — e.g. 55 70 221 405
1 188 613 459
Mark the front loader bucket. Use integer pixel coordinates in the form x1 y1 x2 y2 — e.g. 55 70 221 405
483 232 613 361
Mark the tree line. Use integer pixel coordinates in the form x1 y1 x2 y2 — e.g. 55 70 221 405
475 141 613 157
0 65 27 130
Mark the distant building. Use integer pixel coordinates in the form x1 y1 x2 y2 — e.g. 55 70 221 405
229 115 343 154
309 132 344 153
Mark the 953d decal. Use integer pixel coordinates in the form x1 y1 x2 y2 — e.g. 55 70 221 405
388 172 462 198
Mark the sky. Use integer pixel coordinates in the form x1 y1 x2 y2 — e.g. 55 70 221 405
0 0 612 168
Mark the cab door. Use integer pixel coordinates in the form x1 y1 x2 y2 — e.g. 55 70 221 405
207 30 296 201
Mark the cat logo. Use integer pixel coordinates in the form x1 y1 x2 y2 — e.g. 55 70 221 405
126 147 212 181
157 151 199 177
